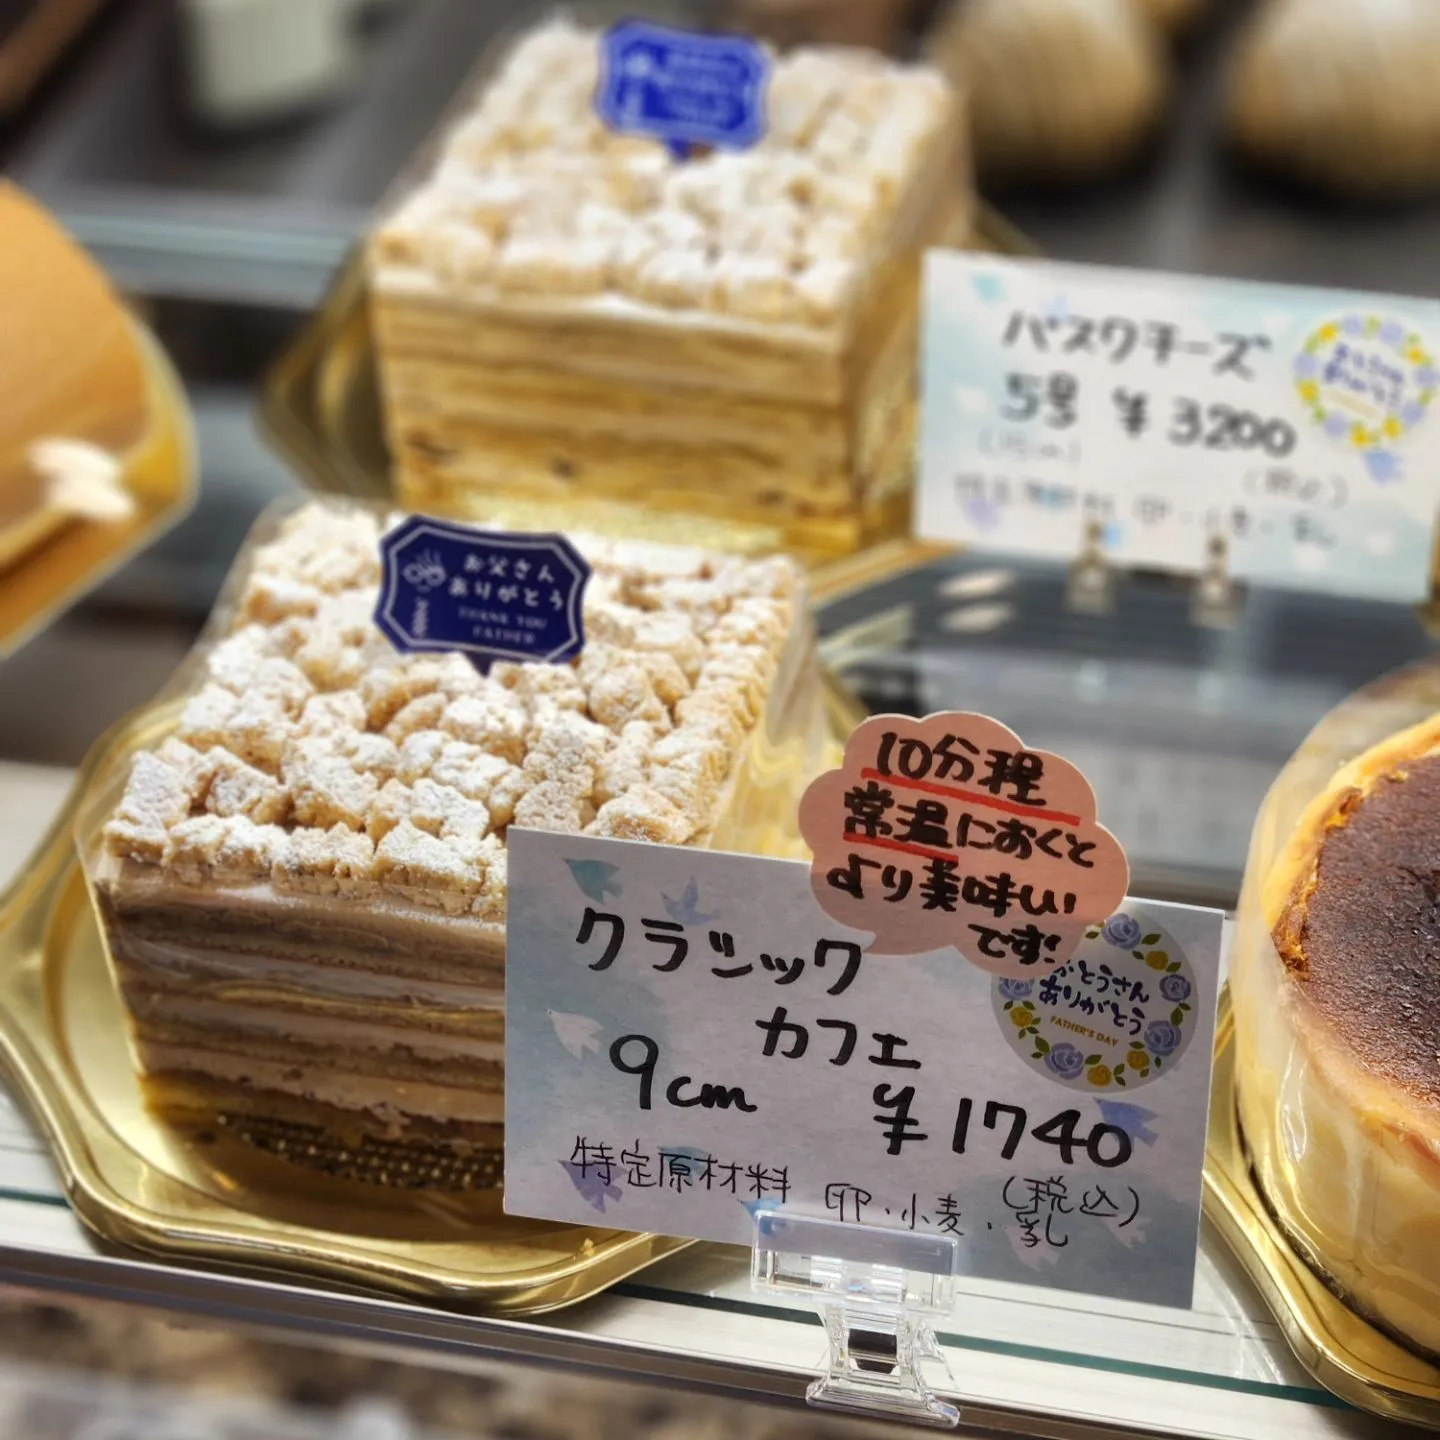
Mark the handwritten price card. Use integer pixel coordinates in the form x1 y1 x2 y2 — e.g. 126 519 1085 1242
505 828 1222 1307
918 253 1440 603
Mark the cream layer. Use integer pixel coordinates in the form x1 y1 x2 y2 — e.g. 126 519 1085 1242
135 994 505 1064
98 860 507 965
115 937 502 1017
137 1043 505 1123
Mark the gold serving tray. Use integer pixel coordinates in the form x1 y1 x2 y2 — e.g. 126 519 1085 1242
258 208 1032 570
1203 989 1440 1428
0 674 860 1312
0 703 694 1313
0 322 197 658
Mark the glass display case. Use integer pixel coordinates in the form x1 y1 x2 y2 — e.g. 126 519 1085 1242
2 1 1439 1437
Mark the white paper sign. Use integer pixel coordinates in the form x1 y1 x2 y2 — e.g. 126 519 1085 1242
504 829 1223 1308
918 253 1440 603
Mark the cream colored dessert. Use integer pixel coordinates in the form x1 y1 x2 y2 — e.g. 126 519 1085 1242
90 501 824 1186
1233 714 1440 1358
931 0 1169 183
367 19 970 552
1227 0 1440 199
0 182 146 569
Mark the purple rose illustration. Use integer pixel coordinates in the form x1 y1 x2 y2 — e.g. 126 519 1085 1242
1103 913 1142 948
1045 1043 1085 1080
999 978 1034 1000
1159 973 1191 1003
1145 1019 1182 1057
966 496 1003 531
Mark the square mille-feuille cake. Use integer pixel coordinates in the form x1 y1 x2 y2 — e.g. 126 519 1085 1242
85 501 825 1187
367 19 970 551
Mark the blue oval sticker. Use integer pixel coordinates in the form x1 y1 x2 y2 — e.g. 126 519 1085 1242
375 515 591 675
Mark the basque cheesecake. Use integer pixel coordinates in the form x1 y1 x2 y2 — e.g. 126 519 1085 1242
88 502 825 1187
1233 714 1440 1357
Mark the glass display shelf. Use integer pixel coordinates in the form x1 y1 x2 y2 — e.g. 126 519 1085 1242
817 548 1437 910
4 532 1436 1438
0 1101 1399 1440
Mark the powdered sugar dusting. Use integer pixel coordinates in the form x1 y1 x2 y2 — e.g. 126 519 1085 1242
103 502 799 918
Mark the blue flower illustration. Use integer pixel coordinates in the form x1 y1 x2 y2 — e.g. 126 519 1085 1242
1381 321 1405 347
1045 1043 1085 1079
1365 450 1401 483
999 978 1034 1000
1402 401 1426 428
1324 413 1350 439
1293 353 1318 379
1415 365 1438 389
1103 913 1142 948
1159 973 1191 1003
1343 315 1365 336
1145 1019 1182 1057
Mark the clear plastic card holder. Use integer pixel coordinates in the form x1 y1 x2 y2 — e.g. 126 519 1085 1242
750 1209 961 1428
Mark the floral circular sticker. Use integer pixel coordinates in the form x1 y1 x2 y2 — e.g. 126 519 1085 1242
1294 314 1437 475
992 911 1198 1092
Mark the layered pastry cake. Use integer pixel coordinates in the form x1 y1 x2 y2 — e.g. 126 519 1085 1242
367 19 970 553
87 501 823 1187
1233 715 1440 1357
0 181 145 570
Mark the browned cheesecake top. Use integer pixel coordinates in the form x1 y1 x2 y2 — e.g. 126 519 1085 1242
1274 753 1440 1109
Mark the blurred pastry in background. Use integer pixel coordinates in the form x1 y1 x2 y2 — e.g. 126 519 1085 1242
0 0 115 117
1128 0 1206 38
930 0 1171 184
730 0 917 52
1227 0 1440 199
0 182 147 571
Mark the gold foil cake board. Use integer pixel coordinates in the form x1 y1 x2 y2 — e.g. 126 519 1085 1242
0 323 196 658
1203 989 1440 1428
0 704 691 1315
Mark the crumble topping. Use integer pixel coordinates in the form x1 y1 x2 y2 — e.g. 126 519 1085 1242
104 503 800 916
370 20 957 328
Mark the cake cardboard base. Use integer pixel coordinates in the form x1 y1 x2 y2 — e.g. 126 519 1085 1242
1204 988 1440 1427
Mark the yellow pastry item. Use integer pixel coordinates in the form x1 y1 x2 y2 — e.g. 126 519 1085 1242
0 182 146 569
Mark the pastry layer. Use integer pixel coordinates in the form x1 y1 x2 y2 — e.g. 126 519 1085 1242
135 1044 504 1125
123 992 505 1064
142 1073 506 1188
110 939 507 1023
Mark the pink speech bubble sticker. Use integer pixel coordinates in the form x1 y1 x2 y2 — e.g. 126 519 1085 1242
799 712 1130 977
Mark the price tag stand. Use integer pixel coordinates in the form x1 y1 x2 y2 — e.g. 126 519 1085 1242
750 1210 961 1429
